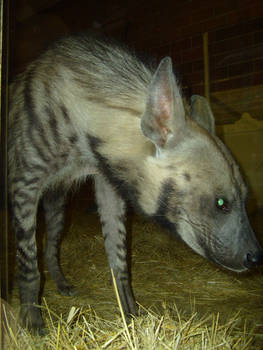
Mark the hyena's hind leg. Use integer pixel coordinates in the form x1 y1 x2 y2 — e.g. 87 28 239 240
94 174 138 317
10 175 44 333
42 189 77 296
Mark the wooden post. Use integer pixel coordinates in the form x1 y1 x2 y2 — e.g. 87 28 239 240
203 32 210 102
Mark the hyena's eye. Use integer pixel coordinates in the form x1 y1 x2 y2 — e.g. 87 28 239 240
216 198 230 213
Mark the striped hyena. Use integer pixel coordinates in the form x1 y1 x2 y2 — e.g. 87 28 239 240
9 34 263 332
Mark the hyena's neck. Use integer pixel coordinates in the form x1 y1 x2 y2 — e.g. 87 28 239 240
87 120 166 216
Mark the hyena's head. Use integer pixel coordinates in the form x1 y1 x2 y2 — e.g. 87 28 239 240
140 57 263 272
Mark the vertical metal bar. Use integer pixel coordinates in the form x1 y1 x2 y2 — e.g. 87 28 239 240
203 32 210 102
0 0 10 302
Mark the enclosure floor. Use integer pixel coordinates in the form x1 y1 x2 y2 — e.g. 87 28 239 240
8 193 263 346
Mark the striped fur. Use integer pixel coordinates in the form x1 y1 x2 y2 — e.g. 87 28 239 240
9 34 263 332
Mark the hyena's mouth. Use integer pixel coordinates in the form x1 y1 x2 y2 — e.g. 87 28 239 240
191 234 250 273
215 260 248 273
209 254 249 273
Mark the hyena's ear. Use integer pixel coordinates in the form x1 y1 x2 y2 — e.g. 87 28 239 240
190 95 215 135
141 57 186 152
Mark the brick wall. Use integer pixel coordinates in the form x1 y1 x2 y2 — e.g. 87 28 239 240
99 0 262 124
119 0 263 100
12 0 263 123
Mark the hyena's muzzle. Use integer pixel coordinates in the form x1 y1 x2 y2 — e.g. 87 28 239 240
206 207 263 272
166 191 263 274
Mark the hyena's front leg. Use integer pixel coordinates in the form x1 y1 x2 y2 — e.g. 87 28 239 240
10 179 44 332
94 174 138 317
42 189 77 296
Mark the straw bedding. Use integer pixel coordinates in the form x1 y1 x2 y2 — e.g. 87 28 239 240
6 187 263 349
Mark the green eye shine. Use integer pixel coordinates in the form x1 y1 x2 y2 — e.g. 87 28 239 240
217 198 224 207
216 197 230 212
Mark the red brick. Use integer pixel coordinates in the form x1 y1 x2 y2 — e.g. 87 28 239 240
226 9 248 25
153 45 172 60
238 0 263 8
210 67 228 81
177 62 193 74
215 23 245 41
190 7 214 24
192 60 204 71
207 31 216 42
184 71 204 84
227 4 263 24
251 45 263 60
171 51 182 65
181 46 203 63
197 0 227 9
128 24 155 44
245 18 263 32
215 19 263 42
169 14 192 29
191 34 203 48
171 38 192 51
210 54 221 68
211 33 253 55
211 45 263 71
253 58 263 72
249 3 263 18
132 25 180 52
254 30 263 45
179 22 206 37
228 61 253 77
145 23 183 47
211 52 235 68
212 74 253 91
253 71 263 85
213 0 238 16
203 14 227 31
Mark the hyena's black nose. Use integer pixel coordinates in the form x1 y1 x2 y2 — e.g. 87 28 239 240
244 251 263 269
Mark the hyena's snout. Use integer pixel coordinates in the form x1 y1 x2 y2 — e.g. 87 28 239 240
243 247 263 269
213 212 263 272
235 216 263 271
212 234 263 273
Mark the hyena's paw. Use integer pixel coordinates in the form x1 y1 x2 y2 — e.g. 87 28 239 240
20 304 46 335
123 300 139 323
57 282 78 296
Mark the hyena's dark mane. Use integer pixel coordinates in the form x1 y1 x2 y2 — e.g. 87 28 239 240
43 32 157 104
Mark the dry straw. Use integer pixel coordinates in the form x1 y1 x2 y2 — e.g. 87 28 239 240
2 299 258 349
5 208 263 349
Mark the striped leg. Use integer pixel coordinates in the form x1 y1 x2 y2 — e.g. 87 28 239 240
94 174 138 317
10 176 44 332
43 189 77 296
